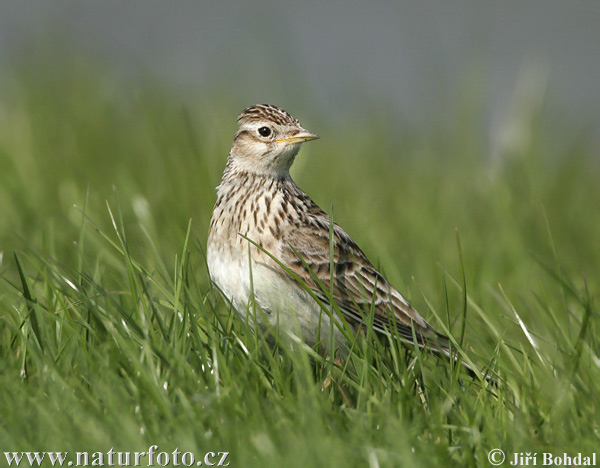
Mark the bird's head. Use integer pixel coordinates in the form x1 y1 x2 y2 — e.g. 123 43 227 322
228 104 319 176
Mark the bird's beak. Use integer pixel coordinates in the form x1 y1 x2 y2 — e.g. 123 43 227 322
276 129 319 145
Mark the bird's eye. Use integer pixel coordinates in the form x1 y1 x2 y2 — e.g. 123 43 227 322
258 126 272 137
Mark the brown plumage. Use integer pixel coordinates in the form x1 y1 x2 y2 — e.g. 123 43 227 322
207 104 486 379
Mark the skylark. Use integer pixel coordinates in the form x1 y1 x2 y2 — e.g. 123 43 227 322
208 104 471 372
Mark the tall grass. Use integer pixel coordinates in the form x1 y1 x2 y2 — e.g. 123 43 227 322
0 57 598 467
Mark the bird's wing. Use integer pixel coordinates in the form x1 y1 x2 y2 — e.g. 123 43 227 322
279 206 447 349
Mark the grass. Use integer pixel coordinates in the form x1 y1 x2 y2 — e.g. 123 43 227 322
0 56 599 467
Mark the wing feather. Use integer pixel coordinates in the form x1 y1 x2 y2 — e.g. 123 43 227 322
278 202 448 350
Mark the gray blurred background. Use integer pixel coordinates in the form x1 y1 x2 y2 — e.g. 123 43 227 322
1 1 599 149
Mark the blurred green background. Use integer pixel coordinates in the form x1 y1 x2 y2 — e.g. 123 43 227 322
1 49 597 316
0 3 599 467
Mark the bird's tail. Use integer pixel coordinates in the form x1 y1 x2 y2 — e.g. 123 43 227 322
429 331 497 385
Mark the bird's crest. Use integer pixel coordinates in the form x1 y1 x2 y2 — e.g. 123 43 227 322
238 104 300 127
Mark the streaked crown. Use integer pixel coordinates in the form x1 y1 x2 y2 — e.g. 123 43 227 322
237 104 300 127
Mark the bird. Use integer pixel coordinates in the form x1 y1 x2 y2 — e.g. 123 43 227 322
207 104 485 379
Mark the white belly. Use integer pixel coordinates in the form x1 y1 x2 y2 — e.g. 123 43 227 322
207 246 347 354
